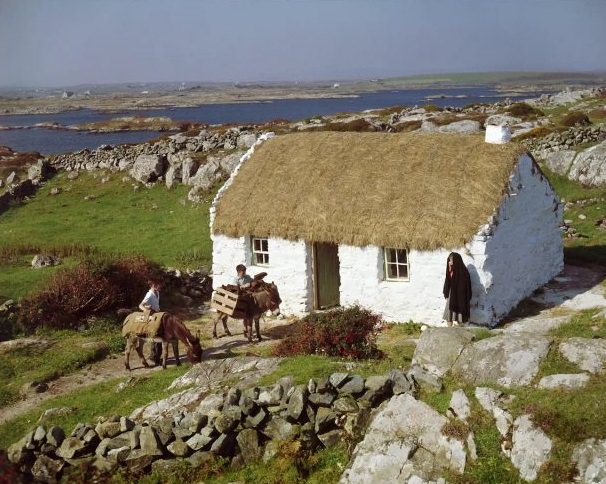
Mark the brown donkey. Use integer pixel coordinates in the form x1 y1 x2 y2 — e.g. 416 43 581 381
123 313 203 370
213 281 282 342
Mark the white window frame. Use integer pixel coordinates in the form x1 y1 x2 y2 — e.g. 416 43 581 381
383 247 410 281
251 236 270 266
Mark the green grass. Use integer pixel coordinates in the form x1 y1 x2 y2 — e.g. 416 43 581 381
0 256 79 301
550 309 606 339
0 364 190 449
0 171 215 299
0 322 124 410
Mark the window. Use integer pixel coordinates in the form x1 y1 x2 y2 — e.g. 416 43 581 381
384 248 409 281
251 237 269 265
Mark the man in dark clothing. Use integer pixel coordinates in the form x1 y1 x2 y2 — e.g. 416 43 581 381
442 252 472 326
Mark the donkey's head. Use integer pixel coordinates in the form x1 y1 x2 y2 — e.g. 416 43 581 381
266 281 282 316
186 330 203 364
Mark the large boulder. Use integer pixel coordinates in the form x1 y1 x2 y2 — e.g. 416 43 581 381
438 119 482 133
510 415 552 481
340 394 467 483
130 154 166 183
559 338 606 373
543 150 576 176
568 140 606 186
537 373 590 390
485 114 522 127
572 438 606 484
27 159 52 183
412 328 475 377
451 333 552 387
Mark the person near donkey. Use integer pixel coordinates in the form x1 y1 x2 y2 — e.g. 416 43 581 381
139 279 163 364
216 264 253 331
442 252 472 327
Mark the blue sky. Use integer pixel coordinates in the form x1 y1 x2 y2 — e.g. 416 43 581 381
0 0 604 87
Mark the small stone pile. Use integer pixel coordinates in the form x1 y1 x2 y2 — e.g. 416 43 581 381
165 268 213 302
7 370 417 482
523 125 606 156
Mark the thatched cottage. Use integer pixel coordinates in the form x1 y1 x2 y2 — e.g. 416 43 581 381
210 130 563 326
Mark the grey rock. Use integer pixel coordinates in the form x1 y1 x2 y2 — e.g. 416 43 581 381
559 338 606 373
486 114 522 126
339 375 365 395
107 446 130 463
257 383 283 406
333 396 360 414
543 150 576 176
179 412 207 433
387 369 415 395
412 327 475 377
186 432 214 451
46 426 65 448
408 365 443 392
572 438 606 484
244 407 268 429
263 440 280 463
237 133 257 149
568 140 606 186
165 164 182 189
33 425 47 443
167 439 191 457
308 378 317 393
262 417 298 441
236 429 262 464
56 437 92 459
329 373 350 388
225 387 241 406
6 171 16 184
7 438 34 466
139 426 163 456
187 450 215 468
452 333 552 387
49 187 61 195
309 391 337 407
439 119 481 133
448 389 471 422
120 416 135 433
31 254 61 269
95 421 122 439
210 432 237 456
362 375 393 405
130 154 166 183
214 413 238 434
537 373 590 390
510 415 552 481
286 385 308 421
318 429 346 449
315 407 337 434
340 394 466 483
124 448 157 473
31 455 64 482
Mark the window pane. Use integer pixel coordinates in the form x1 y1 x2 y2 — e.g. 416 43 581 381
386 248 397 263
387 263 398 279
398 265 408 279
263 253 269 264
262 239 268 252
396 249 407 264
254 239 261 251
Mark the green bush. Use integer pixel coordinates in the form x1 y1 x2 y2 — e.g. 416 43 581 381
423 104 444 112
274 305 383 359
508 102 544 117
560 111 591 127
18 255 163 331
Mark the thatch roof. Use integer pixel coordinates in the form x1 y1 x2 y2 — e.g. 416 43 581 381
212 132 528 250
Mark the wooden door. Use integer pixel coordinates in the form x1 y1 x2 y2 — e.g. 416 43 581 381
313 242 340 309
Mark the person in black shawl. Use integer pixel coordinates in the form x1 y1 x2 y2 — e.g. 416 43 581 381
442 252 472 326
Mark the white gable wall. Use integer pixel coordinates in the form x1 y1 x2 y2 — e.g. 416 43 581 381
468 154 563 323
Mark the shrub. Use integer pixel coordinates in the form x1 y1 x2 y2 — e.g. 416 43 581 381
560 111 591 127
514 126 555 141
318 119 377 133
423 104 443 112
274 305 383 359
392 120 422 132
18 255 163 331
507 102 544 118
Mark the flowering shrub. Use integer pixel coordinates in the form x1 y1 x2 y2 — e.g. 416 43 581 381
19 255 163 331
274 305 383 359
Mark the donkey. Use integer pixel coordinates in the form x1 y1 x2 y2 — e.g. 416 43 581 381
213 281 282 342
123 312 203 370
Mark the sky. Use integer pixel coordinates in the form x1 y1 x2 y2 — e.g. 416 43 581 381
0 0 605 87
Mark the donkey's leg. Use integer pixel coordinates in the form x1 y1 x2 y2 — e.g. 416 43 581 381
245 318 253 343
223 314 232 336
254 316 262 342
172 340 181 366
212 313 221 338
162 341 170 369
124 337 132 370
135 338 150 368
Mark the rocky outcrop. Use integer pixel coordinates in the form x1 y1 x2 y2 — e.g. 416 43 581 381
412 327 475 377
568 140 606 186
559 337 606 373
572 438 606 484
536 373 590 390
340 393 468 483
510 415 552 481
130 154 166 183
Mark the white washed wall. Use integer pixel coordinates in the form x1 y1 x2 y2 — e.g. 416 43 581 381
211 234 313 316
469 154 563 324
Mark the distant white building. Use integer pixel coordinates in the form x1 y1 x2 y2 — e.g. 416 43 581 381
210 131 563 326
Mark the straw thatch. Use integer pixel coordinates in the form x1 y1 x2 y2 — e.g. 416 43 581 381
212 132 528 250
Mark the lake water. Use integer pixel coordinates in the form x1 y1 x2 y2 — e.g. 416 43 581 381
0 86 542 154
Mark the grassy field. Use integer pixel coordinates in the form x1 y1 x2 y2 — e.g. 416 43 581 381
0 171 214 301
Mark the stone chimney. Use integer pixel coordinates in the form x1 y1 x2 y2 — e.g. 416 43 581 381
485 125 511 144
